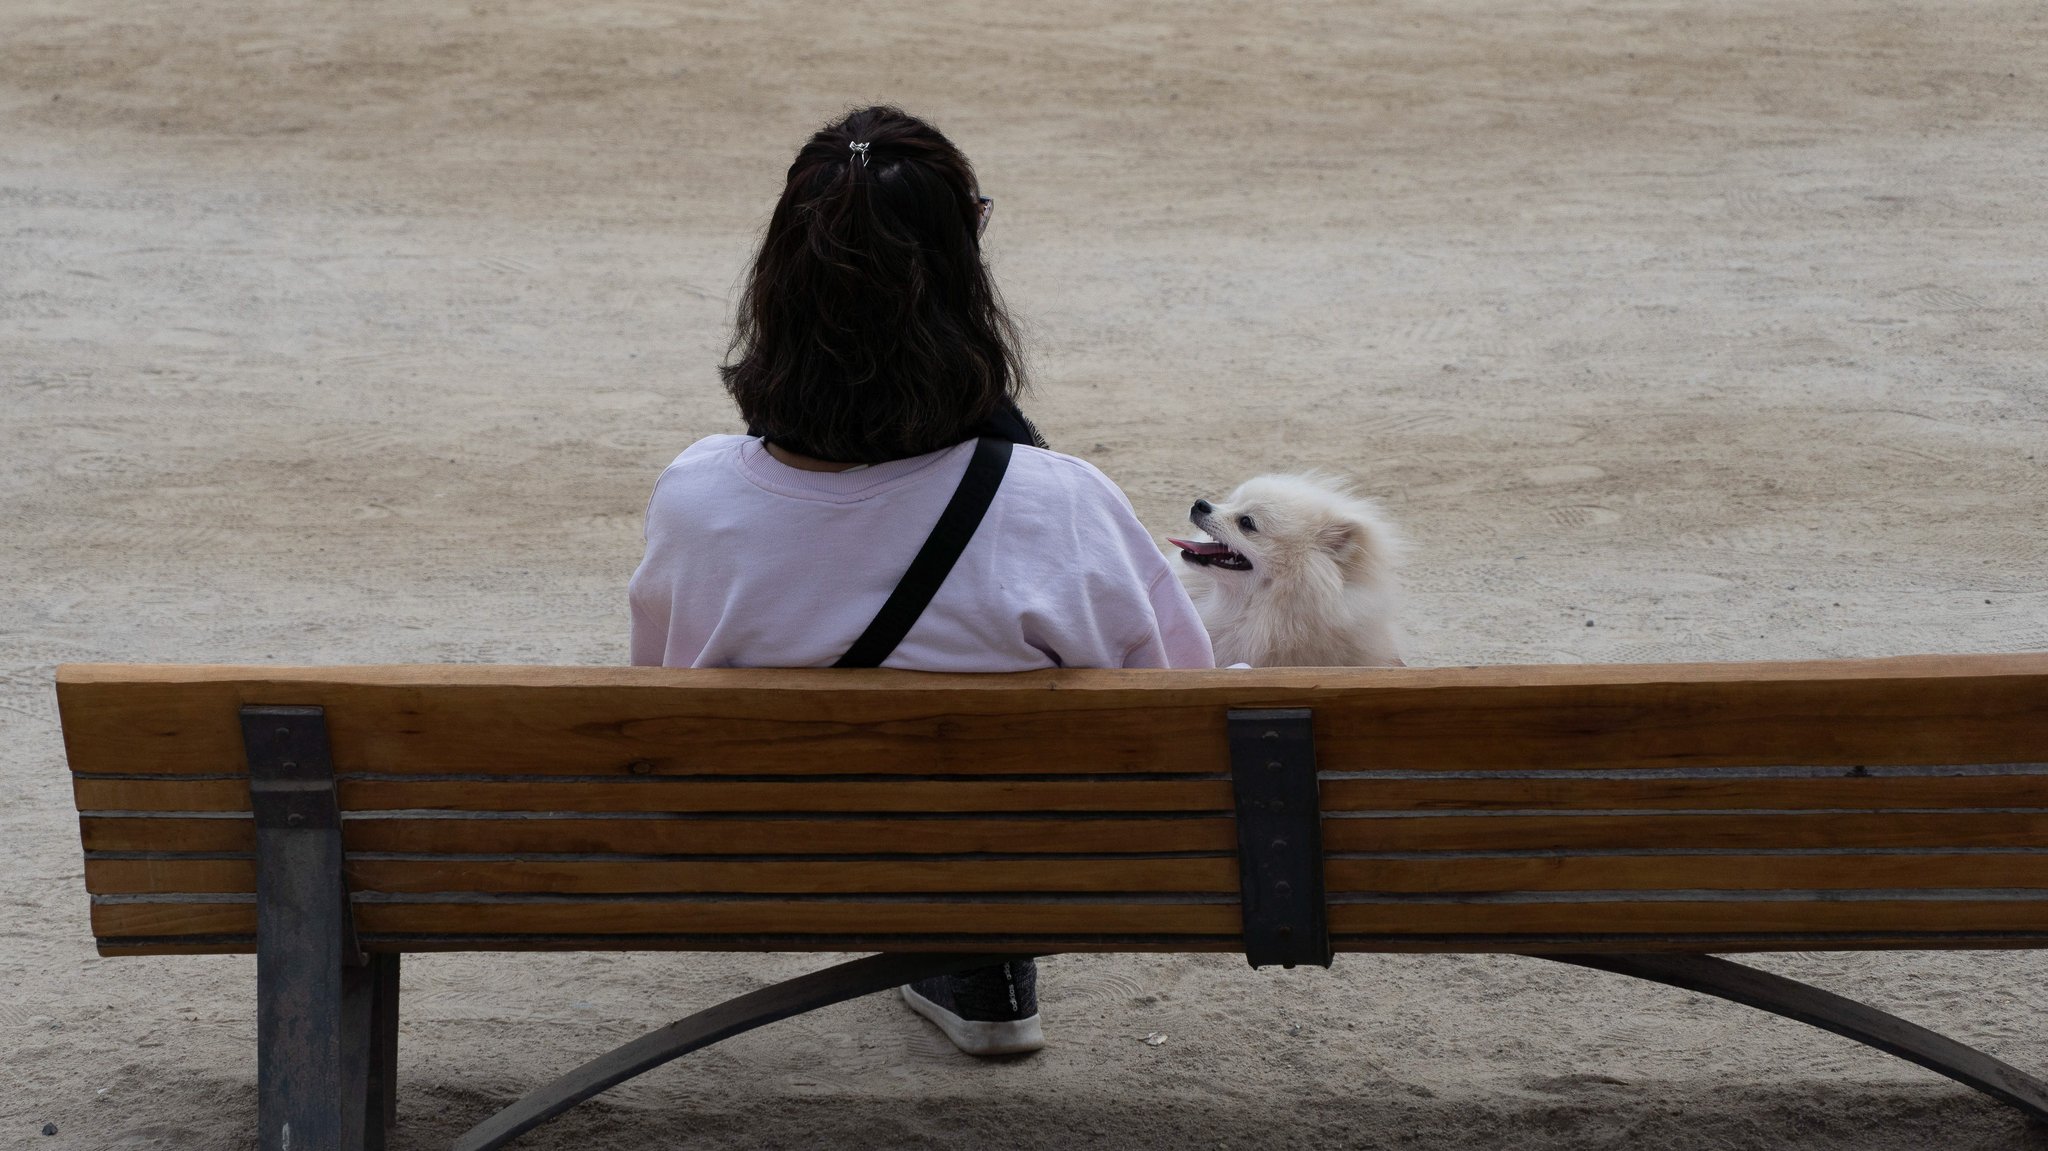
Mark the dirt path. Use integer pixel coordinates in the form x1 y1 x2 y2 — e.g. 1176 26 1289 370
4 1 2046 1146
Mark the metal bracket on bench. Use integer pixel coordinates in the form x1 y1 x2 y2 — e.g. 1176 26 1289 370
246 706 362 965
243 705 397 1151
1228 708 1332 969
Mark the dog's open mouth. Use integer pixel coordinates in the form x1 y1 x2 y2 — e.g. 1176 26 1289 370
1168 537 1254 571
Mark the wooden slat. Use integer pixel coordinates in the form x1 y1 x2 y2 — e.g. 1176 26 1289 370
79 773 2048 816
99 940 260 956
1327 899 2048 936
1343 935 2048 955
340 778 1232 814
85 858 256 895
69 776 1234 815
94 937 1253 957
72 777 250 812
359 901 1245 936
93 902 256 939
78 815 1236 855
90 852 2048 898
343 816 1237 856
345 857 1240 895
83 856 1241 896
93 932 2048 958
1324 854 2048 893
91 895 2048 944
1320 774 2048 813
82 817 253 853
90 899 1245 940
55 655 2048 779
56 667 1230 779
1323 812 2048 852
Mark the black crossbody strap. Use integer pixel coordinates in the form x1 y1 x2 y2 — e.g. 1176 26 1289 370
835 437 1014 669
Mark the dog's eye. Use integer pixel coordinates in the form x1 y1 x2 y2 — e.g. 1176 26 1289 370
1237 515 1258 534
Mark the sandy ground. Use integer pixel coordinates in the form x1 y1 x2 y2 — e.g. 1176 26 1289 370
5 0 2048 1146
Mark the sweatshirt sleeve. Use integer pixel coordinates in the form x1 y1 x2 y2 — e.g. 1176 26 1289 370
1120 566 1216 668
628 577 668 666
1060 456 1216 670
627 457 682 667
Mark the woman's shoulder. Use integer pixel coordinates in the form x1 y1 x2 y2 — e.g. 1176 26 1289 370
1011 446 1138 495
1006 444 1138 511
671 433 752 466
998 444 1190 618
641 436 757 526
651 434 751 484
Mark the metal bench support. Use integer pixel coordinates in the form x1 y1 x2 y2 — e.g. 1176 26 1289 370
452 951 1037 1151
451 951 2048 1151
1228 708 1332 969
1543 952 2048 1120
244 705 400 1151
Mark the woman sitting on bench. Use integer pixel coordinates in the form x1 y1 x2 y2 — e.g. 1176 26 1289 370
628 105 1216 1056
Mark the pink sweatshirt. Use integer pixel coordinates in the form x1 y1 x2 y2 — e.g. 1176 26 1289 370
629 435 1215 671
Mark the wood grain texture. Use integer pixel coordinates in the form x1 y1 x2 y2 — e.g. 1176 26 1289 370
82 817 253 853
341 816 1238 856
55 655 2048 779
69 776 1234 815
74 773 2048 816
1320 774 2048 813
1327 899 2048 936
90 899 1245 939
356 900 1245 936
84 856 1241 896
334 778 1235 814
61 657 2048 959
90 895 2048 945
79 814 1236 855
92 901 256 938
344 856 1242 895
72 777 251 813
85 858 257 895
1323 812 2048 852
90 852 2048 898
1345 934 2048 955
94 932 2048 958
1323 854 2048 893
99 940 261 956
94 937 1258 957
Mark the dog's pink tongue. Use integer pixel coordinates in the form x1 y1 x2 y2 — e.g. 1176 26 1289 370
1168 537 1233 555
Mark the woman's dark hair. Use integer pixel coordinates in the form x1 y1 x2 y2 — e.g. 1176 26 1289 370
721 106 1027 464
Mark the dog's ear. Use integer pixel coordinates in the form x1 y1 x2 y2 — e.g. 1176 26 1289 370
1318 518 1382 580
1318 520 1361 558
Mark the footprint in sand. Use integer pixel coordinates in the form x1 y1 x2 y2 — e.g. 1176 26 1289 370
1521 464 1606 487
1548 505 1622 529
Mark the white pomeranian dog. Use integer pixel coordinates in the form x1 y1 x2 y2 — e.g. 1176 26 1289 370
1168 473 1407 668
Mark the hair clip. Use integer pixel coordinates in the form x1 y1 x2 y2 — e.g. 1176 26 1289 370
848 141 871 167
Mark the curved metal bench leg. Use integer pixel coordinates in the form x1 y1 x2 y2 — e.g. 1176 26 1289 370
1542 952 2048 1120
452 952 1039 1151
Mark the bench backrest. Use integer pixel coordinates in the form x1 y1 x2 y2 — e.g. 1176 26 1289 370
57 656 2048 957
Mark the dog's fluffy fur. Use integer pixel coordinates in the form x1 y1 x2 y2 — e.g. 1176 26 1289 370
1171 473 1406 668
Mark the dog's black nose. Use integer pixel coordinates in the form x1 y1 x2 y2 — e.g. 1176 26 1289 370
1191 499 1212 517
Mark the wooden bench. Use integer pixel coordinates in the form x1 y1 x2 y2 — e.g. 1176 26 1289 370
55 655 2048 1150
